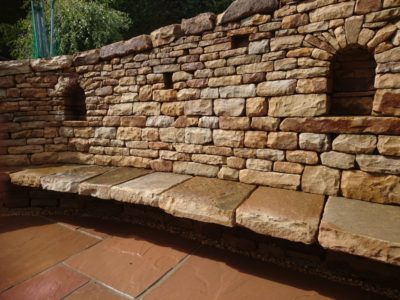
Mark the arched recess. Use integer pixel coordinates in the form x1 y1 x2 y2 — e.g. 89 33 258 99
329 46 377 116
56 76 87 121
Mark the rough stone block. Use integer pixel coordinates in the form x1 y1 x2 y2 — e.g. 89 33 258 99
332 134 376 154
302 166 340 196
173 161 219 177
181 13 216 35
220 0 279 24
269 94 328 117
160 177 255 226
318 196 400 266
151 24 183 47
110 172 190 207
321 151 355 169
239 169 300 190
236 187 325 244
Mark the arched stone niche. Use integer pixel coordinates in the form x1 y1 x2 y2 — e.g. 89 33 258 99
329 46 376 116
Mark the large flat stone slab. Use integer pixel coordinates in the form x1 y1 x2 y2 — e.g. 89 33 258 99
236 187 325 244
40 166 110 193
78 167 152 200
10 165 82 188
159 177 255 227
110 172 191 207
318 197 400 266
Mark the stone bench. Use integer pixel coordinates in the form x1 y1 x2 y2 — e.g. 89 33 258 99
6 164 400 266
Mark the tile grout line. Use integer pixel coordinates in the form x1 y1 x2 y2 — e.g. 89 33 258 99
136 247 199 300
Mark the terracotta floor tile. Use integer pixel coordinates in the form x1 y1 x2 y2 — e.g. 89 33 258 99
0 265 88 300
0 216 99 292
143 248 376 300
66 232 194 297
65 282 128 300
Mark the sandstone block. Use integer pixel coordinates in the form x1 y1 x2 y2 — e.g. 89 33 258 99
146 116 175 128
219 84 256 98
280 117 400 135
41 166 109 193
246 98 267 117
251 117 280 131
213 130 244 147
341 170 400 204
257 149 285 161
332 134 377 154
151 24 183 47
209 75 242 87
217 166 239 180
356 154 400 175
192 154 225 165
177 89 200 101
201 88 219 99
116 127 141 141
181 13 216 35
321 151 355 169
78 167 151 199
159 127 185 143
152 89 177 102
286 150 318 165
160 177 255 226
0 60 30 76
296 78 329 94
244 131 268 149
110 172 190 207
269 94 328 117
185 128 212 145
73 49 100 66
302 166 340 196
318 196 400 265
199 116 219 129
257 80 297 97
267 132 297 150
100 35 152 59
108 103 133 116
270 35 304 51
214 98 245 116
133 102 161 116
220 0 279 24
173 161 219 177
246 159 272 172
184 100 212 116
219 117 250 130
372 89 400 116
377 135 400 156
375 74 400 89
273 161 304 174
309 2 354 22
249 39 269 55
299 133 330 152
239 169 300 190
237 62 273 74
94 127 116 139
236 187 325 244
30 55 72 71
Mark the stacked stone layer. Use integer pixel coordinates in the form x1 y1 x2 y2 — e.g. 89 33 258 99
1 0 400 204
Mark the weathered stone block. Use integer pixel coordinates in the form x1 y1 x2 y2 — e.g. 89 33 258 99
256 80 297 97
267 132 297 150
269 94 328 117
151 24 183 47
239 169 300 190
184 100 213 116
236 187 325 244
321 151 355 169
377 135 400 156
332 134 376 154
181 13 216 35
213 130 244 147
100 35 152 59
356 154 400 175
244 131 268 149
214 98 245 116
299 133 330 152
185 128 212 145
302 166 340 196
341 170 400 204
220 0 279 24
173 161 219 177
219 84 256 98
318 196 400 265
309 2 354 22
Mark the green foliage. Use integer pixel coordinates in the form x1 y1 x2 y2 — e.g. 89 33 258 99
55 0 131 55
4 0 131 59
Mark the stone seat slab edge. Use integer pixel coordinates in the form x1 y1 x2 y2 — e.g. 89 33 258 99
78 167 153 200
40 166 112 193
318 197 400 266
9 165 84 188
235 187 326 244
109 172 192 207
159 176 256 227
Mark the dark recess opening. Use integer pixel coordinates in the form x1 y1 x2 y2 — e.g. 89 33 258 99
163 72 173 89
64 83 86 121
330 46 376 116
232 35 250 49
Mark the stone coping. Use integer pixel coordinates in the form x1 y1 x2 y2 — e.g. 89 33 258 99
7 164 400 266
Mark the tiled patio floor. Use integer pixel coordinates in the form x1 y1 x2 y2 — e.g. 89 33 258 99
0 215 382 300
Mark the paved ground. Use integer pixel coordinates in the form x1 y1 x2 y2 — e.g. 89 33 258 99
0 215 383 300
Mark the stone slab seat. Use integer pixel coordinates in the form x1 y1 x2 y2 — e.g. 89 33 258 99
7 165 400 266
318 197 400 266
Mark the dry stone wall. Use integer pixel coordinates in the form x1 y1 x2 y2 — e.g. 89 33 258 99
1 0 400 205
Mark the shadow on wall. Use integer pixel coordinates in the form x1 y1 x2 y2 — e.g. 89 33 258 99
329 46 377 116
